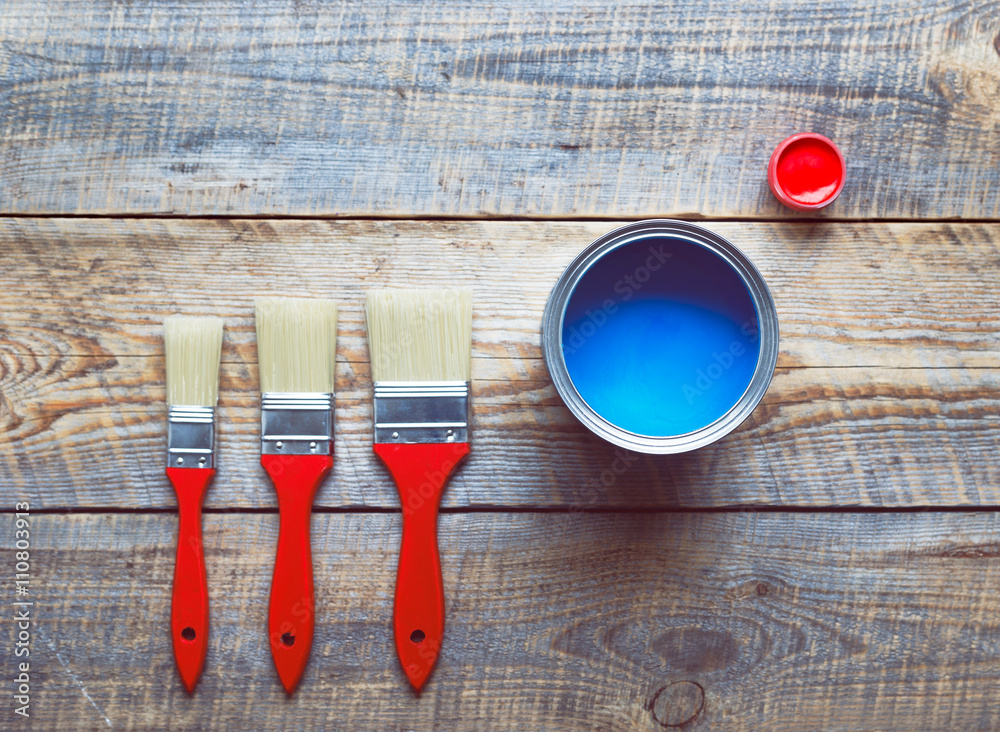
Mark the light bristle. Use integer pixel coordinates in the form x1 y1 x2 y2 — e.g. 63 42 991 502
164 316 224 406
255 297 338 393
365 289 472 382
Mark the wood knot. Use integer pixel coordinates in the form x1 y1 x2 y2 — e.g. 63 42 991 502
756 582 769 596
647 681 705 728
995 31 1000 57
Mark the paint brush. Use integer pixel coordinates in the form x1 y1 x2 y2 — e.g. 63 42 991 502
164 315 224 693
254 297 337 694
364 288 472 691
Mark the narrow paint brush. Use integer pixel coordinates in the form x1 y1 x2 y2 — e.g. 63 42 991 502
164 315 224 693
365 288 472 691
254 297 338 694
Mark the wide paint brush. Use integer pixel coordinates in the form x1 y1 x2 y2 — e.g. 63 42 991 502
163 315 224 693
254 297 337 694
364 288 472 691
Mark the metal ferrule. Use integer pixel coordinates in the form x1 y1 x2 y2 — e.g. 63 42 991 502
167 406 216 469
260 392 334 455
373 381 470 444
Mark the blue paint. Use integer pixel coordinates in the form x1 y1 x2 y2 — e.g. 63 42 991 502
562 236 760 436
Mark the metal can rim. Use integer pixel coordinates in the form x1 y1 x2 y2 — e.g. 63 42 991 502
541 219 779 454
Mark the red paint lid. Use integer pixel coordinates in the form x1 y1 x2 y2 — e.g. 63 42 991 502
767 133 846 211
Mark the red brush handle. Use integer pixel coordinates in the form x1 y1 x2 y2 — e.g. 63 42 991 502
261 453 332 694
166 467 215 693
373 441 470 692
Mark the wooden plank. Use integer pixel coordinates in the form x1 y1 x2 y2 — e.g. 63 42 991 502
1 218 997 369
1 218 998 509
1 1 999 219
3 362 999 510
6 511 1000 730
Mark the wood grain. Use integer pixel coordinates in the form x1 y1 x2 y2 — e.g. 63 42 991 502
1 1 999 219
1 218 998 509
5 511 1000 731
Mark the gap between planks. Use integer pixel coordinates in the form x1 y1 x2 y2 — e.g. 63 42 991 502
2 213 1000 225
7 505 1000 516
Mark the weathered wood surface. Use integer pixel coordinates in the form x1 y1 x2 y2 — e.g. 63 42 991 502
2 0 1000 219
4 512 1000 731
1 218 998 509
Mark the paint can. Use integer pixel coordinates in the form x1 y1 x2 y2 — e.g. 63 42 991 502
541 220 779 454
